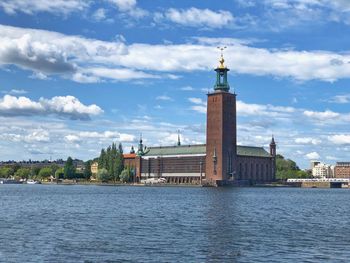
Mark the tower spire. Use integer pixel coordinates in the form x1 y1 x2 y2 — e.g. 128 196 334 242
177 129 181 146
214 46 230 92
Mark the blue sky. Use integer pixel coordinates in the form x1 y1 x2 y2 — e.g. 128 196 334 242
1 0 350 168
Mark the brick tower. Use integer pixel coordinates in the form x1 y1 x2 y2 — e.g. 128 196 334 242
205 51 237 186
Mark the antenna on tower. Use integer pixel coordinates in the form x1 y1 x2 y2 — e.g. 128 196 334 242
217 46 227 57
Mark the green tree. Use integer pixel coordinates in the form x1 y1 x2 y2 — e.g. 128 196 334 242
55 168 64 179
0 167 14 178
30 166 41 179
117 143 124 177
64 157 76 179
97 143 124 182
83 160 92 180
119 168 131 183
38 167 53 180
276 155 310 180
14 168 31 179
97 168 111 182
50 164 60 175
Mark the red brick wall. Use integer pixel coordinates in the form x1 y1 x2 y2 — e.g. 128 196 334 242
335 166 350 178
205 91 237 184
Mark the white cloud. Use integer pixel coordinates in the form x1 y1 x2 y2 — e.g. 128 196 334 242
188 97 205 105
65 130 135 143
328 134 350 145
108 0 136 11
159 8 234 28
3 24 350 83
1 129 50 143
305 151 320 160
1 89 27 95
295 137 321 145
303 110 340 120
328 94 350 104
92 8 107 21
107 0 148 18
181 86 194 91
156 95 172 101
0 0 89 15
0 95 103 120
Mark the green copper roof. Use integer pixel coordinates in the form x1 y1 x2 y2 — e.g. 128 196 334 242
145 144 206 156
144 144 271 158
237 145 271 157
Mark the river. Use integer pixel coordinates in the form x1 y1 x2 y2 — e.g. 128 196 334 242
0 185 349 262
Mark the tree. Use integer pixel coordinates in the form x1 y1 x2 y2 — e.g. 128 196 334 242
50 164 60 175
97 168 111 182
276 155 310 180
119 168 131 183
38 167 53 180
117 143 124 177
83 160 92 180
0 167 14 178
97 142 124 182
30 166 41 179
55 168 64 179
14 168 30 179
64 157 76 179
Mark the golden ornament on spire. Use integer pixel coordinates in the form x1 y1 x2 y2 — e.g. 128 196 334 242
217 46 227 69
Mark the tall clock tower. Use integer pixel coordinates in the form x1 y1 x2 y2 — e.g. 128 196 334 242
205 52 237 186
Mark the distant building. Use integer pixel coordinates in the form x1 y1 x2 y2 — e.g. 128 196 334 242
91 162 98 176
312 162 334 178
129 54 276 186
335 162 350 178
310 161 321 170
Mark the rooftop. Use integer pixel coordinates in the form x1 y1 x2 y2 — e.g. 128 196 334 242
143 144 271 158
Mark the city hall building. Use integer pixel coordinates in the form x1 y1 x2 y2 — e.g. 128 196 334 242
129 54 276 186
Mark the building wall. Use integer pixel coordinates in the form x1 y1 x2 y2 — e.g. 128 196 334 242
206 92 236 183
335 164 350 178
236 156 275 182
312 163 334 178
140 155 205 178
124 158 136 169
138 154 275 183
91 162 98 175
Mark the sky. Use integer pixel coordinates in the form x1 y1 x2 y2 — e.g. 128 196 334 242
1 0 350 168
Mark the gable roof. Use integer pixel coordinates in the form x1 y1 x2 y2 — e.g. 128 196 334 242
143 144 271 158
145 144 206 156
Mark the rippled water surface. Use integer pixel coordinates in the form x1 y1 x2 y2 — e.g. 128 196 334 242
0 185 349 262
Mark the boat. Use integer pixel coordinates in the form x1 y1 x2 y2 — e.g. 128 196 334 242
0 179 23 184
26 179 41 184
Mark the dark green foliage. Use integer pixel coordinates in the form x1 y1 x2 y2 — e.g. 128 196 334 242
64 157 76 179
14 168 30 179
97 168 111 182
30 166 41 178
276 155 310 179
84 160 92 180
97 142 124 181
55 168 64 179
50 164 60 175
38 167 53 179
120 167 133 183
0 167 14 178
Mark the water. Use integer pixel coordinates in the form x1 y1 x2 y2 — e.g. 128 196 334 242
0 185 349 263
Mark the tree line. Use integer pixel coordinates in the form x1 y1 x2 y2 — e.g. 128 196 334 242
276 154 310 180
0 157 91 181
96 142 133 182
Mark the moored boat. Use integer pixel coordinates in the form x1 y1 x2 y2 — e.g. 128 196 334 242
26 179 41 184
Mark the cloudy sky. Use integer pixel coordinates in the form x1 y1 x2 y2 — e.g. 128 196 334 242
1 0 350 168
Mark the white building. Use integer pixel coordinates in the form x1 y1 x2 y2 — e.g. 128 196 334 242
312 162 335 178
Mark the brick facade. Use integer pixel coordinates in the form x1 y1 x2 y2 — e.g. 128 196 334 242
206 91 237 184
